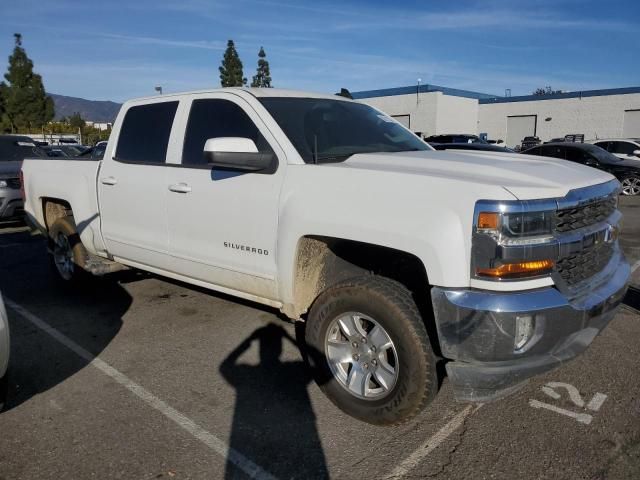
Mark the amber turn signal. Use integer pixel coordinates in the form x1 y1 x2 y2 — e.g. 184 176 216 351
476 259 554 279
477 212 499 230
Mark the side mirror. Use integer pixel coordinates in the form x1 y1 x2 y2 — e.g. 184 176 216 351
632 149 640 157
204 137 273 171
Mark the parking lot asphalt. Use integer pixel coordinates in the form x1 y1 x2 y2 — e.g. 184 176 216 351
0 197 639 480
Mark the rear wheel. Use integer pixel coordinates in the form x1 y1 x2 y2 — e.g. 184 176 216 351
305 276 437 425
621 175 640 196
49 216 88 283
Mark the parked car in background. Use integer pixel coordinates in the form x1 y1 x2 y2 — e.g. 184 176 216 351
590 139 640 162
0 292 9 411
41 146 69 158
77 143 107 160
423 134 485 144
520 136 541 151
0 135 45 220
522 142 640 195
56 144 90 157
431 143 515 153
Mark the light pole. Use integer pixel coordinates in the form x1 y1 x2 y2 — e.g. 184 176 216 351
417 78 422 104
155 86 163 95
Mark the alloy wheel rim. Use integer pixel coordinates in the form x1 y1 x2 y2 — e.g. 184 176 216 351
325 312 398 400
622 177 640 196
53 233 74 280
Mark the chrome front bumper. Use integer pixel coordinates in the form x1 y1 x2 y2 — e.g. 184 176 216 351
431 249 630 402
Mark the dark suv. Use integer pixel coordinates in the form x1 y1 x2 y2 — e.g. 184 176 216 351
0 135 45 220
522 142 640 196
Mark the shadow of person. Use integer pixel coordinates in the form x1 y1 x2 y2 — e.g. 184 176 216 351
220 323 329 480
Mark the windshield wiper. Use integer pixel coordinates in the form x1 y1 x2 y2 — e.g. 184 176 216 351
314 153 353 163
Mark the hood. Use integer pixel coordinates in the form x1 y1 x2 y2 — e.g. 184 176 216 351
0 161 21 179
334 150 615 200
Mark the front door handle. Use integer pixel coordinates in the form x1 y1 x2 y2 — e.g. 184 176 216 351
169 183 192 193
101 176 118 186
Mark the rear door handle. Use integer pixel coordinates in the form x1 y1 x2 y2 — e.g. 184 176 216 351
169 183 192 193
101 176 118 186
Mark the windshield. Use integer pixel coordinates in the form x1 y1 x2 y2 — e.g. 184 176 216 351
259 97 430 163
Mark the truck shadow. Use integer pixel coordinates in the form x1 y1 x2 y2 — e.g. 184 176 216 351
220 323 330 480
0 230 127 412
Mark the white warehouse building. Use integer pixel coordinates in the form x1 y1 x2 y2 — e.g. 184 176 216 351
351 85 640 147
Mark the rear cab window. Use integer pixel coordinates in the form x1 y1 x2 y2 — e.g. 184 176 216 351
116 101 179 164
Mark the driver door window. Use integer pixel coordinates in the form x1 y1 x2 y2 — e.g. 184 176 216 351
182 99 272 167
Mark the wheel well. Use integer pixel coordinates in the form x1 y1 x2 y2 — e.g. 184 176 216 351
291 236 440 355
42 198 72 232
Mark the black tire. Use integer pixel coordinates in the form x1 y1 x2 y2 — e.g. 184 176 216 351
620 175 640 196
0 371 7 412
48 216 89 283
305 276 437 425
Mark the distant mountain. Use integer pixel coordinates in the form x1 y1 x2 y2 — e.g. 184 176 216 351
49 93 122 123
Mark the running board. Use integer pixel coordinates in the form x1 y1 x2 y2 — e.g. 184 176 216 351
85 256 129 276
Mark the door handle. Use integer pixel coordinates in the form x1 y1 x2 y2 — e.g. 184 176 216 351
101 176 118 186
168 183 192 193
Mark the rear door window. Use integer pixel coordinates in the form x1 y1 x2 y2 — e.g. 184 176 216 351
610 141 636 155
565 148 590 164
593 141 611 152
116 101 178 164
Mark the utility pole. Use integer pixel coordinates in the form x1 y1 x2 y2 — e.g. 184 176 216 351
417 78 422 104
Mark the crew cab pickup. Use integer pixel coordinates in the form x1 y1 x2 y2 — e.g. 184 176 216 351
21 88 630 425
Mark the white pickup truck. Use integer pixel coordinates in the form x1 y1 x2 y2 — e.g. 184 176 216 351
22 88 630 425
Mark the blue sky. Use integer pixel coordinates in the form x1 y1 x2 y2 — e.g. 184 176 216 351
0 0 638 102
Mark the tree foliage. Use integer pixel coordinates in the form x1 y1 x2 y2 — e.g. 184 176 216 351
533 86 562 96
219 40 247 87
0 33 54 132
68 112 85 129
250 47 272 88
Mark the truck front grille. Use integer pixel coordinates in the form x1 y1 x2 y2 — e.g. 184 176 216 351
555 196 617 233
556 241 615 286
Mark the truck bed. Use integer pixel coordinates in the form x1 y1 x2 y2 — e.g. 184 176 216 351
22 157 105 255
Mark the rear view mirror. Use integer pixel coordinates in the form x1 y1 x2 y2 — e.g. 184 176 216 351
204 137 274 171
584 157 598 166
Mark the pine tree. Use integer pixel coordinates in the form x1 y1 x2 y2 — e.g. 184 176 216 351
1 34 54 132
219 40 247 87
250 47 272 88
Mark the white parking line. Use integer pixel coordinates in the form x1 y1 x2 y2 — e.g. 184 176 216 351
5 298 277 480
385 404 481 479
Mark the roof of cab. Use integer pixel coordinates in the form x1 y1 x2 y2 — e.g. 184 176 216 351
125 87 352 104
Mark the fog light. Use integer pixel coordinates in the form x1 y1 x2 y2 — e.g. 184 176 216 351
514 315 534 351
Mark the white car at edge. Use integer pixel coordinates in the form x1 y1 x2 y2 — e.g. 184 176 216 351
0 292 9 411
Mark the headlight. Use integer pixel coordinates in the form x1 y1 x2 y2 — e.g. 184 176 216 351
473 203 556 280
0 180 7 188
476 210 554 243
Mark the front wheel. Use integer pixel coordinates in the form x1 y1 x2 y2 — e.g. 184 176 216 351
305 276 437 425
621 175 640 196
